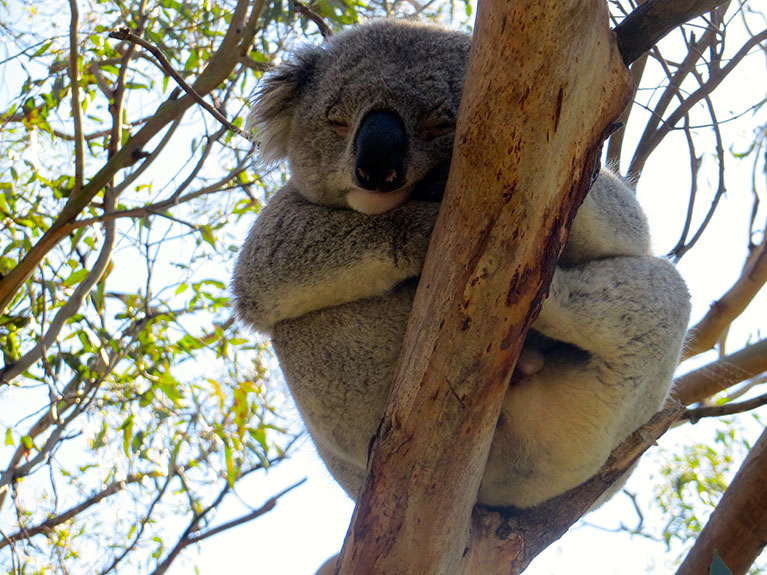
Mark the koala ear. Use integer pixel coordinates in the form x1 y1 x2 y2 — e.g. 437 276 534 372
248 47 321 165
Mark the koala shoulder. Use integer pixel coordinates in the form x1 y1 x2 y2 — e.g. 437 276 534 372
561 168 651 266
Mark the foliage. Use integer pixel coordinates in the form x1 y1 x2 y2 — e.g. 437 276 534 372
0 0 330 572
656 424 742 548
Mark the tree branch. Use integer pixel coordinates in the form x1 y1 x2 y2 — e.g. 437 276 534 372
629 28 767 178
684 391 767 422
0 0 264 316
67 0 84 195
683 237 767 360
0 190 116 385
671 338 767 406
615 0 729 65
291 0 333 38
149 478 305 575
186 478 307 544
628 23 720 179
107 28 256 144
0 473 150 550
463 405 687 575
669 70 727 261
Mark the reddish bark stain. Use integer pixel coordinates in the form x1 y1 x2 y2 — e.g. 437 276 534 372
505 266 532 307
553 86 564 132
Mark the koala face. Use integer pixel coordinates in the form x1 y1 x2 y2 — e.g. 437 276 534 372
250 21 472 214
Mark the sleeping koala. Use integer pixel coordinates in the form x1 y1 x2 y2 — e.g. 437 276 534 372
232 20 690 509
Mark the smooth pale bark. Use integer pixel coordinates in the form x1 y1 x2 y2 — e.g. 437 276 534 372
682 240 767 360
334 1 633 574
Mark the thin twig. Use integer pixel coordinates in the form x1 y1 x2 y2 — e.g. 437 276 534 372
108 28 256 143
187 478 307 544
69 157 253 231
671 67 727 261
0 190 117 385
628 15 723 179
68 0 84 195
682 240 767 360
291 0 333 38
149 475 304 575
673 338 767 403
0 474 151 550
630 27 767 177
108 2 147 163
615 0 728 65
667 114 699 259
111 116 182 196
98 468 175 575
684 392 767 422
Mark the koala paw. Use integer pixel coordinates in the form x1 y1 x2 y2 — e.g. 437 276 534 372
515 347 545 376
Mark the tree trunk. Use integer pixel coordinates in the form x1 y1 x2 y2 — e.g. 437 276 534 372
334 1 633 574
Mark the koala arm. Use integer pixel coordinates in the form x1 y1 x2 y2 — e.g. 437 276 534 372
232 182 440 332
533 256 690 367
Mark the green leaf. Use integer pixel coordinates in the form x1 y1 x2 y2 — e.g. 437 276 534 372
91 422 108 450
120 415 134 458
63 268 89 286
224 442 236 487
199 225 216 248
4 428 13 446
31 41 53 57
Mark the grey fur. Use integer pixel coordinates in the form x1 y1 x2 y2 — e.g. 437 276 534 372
232 20 690 508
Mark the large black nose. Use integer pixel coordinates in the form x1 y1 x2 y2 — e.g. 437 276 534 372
354 111 407 192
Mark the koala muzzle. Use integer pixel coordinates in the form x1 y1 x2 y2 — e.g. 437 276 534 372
354 111 407 192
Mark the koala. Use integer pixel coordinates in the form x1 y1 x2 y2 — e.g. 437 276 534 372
232 20 691 510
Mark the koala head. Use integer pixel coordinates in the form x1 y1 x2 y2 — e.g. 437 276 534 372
250 20 471 214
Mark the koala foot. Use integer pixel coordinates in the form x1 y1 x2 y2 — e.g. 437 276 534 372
516 347 545 376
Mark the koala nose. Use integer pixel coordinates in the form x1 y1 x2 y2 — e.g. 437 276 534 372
354 111 407 192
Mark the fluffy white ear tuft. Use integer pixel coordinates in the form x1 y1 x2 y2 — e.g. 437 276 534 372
248 48 321 166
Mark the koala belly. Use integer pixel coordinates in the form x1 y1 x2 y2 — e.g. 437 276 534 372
271 281 417 497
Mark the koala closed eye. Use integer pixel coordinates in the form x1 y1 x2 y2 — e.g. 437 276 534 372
326 107 350 137
417 110 456 142
328 120 350 137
